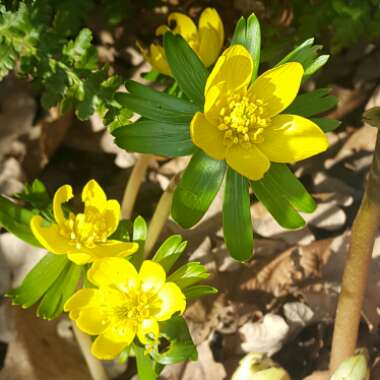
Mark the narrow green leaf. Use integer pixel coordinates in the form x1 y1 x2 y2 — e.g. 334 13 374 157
37 261 82 320
231 13 261 79
130 216 148 270
172 150 226 228
7 253 69 308
152 235 187 272
266 163 316 213
183 285 218 300
109 219 133 242
167 262 208 289
285 88 337 117
134 344 157 380
133 216 147 242
251 173 305 229
311 117 341 132
223 168 253 261
163 33 208 106
0 195 41 247
152 316 197 365
113 119 195 157
117 80 199 123
276 38 329 79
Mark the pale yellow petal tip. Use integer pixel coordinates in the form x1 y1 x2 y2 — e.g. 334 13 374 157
53 184 73 224
81 179 106 204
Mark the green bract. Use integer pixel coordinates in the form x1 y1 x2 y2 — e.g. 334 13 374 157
112 13 339 261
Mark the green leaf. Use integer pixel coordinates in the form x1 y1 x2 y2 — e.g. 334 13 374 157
163 33 208 106
276 38 329 79
266 163 316 213
134 343 157 380
231 13 261 79
113 119 195 157
37 261 82 320
251 171 306 229
0 195 41 247
109 219 133 242
285 88 337 117
172 150 226 228
7 253 69 308
311 117 341 132
132 215 147 241
167 262 208 289
223 168 253 261
129 216 147 270
152 235 187 272
183 285 218 300
117 80 199 123
153 316 197 365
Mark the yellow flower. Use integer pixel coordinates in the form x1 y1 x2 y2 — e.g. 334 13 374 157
30 180 138 265
139 8 224 76
190 45 329 180
64 258 186 360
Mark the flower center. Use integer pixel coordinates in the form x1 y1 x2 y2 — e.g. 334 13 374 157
59 207 110 249
218 94 270 148
114 287 162 323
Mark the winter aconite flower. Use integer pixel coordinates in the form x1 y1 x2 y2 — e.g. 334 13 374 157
190 45 328 180
64 258 186 360
30 180 138 265
139 8 224 76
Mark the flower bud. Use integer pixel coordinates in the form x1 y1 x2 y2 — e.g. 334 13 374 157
232 352 291 380
330 350 369 380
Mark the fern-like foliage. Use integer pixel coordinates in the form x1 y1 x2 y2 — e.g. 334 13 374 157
0 1 122 120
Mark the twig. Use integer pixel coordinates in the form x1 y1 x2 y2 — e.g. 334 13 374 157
144 174 180 258
121 154 152 219
329 130 380 371
72 323 109 380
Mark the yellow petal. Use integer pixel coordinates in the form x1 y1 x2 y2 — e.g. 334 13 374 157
249 62 304 117
198 8 224 67
67 253 93 265
88 257 138 288
103 199 120 237
155 282 186 321
137 319 159 344
91 334 132 360
82 179 107 210
53 184 73 225
139 260 166 292
190 112 225 160
168 12 197 42
149 43 172 76
102 320 137 343
30 215 72 254
64 288 100 313
225 145 270 180
75 307 110 335
198 8 224 49
259 114 328 163
204 83 224 124
205 45 253 96
84 241 138 260
155 24 170 36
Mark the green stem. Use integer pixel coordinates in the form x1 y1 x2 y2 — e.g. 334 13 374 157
121 154 152 219
330 131 380 372
72 324 109 380
144 174 180 258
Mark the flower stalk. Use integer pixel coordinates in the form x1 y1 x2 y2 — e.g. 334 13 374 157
72 324 110 380
121 154 152 219
330 129 380 372
144 174 180 258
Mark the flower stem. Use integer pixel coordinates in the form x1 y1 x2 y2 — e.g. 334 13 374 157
330 131 380 372
121 154 152 219
72 323 109 380
144 174 180 258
